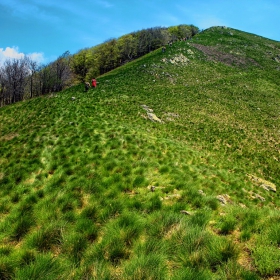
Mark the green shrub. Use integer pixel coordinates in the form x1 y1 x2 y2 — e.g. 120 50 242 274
203 196 219 210
240 209 261 233
189 210 211 228
10 214 34 241
122 253 167 280
14 253 62 280
62 232 88 265
147 211 181 238
146 195 162 212
99 199 124 221
75 218 98 242
205 238 239 270
26 224 62 252
240 230 251 242
135 239 166 256
17 250 36 267
75 260 112 280
80 205 98 220
96 228 129 264
133 175 147 187
218 215 237 235
268 223 280 245
0 255 15 280
171 267 212 280
170 225 212 264
252 244 280 276
107 239 128 264
216 259 260 280
11 192 20 203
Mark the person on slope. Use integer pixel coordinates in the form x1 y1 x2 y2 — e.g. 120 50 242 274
84 82 90 91
92 78 97 88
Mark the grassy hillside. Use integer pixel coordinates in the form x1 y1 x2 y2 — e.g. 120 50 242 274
0 26 279 279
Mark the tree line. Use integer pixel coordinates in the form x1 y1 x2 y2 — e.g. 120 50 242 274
0 24 199 107
0 51 72 106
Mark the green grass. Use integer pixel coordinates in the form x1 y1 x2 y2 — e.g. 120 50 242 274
0 26 279 279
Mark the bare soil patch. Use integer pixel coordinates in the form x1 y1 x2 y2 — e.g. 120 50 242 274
1 133 19 141
191 43 259 67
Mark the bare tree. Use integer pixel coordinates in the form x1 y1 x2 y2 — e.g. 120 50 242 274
0 67 6 106
52 51 71 91
38 63 56 95
27 58 39 98
34 51 72 96
1 57 30 105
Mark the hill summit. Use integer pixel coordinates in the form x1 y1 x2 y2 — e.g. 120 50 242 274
0 26 280 279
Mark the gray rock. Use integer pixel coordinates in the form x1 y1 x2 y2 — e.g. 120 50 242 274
165 194 181 200
216 194 231 205
247 174 277 192
253 193 266 201
141 105 163 123
147 112 163 123
198 190 206 196
180 210 192 215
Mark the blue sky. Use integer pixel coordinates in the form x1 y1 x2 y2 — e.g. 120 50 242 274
0 0 279 65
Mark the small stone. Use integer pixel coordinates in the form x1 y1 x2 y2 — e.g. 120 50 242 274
198 190 206 196
216 194 231 205
254 193 265 201
180 210 192 215
239 203 247 208
147 112 163 123
165 194 181 199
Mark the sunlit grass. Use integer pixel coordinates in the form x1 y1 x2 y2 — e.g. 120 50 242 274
0 26 279 278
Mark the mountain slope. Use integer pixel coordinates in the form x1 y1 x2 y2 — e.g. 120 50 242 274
0 26 279 279
100 26 279 183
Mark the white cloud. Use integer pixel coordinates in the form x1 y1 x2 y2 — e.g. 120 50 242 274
0 46 45 66
27 52 44 64
0 46 24 60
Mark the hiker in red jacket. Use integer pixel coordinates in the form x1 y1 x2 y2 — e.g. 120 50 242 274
92 78 97 88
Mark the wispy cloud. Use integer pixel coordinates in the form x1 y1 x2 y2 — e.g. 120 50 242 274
95 0 114 8
27 52 45 64
0 0 61 23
